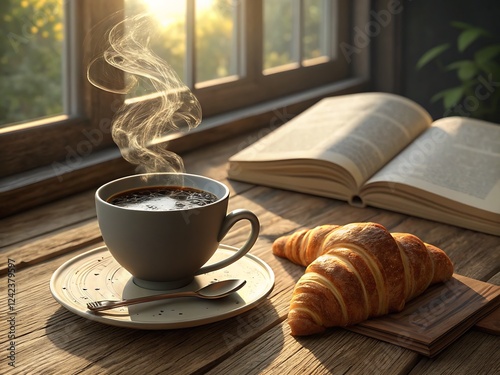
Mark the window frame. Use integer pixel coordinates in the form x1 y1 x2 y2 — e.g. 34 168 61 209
1 0 398 218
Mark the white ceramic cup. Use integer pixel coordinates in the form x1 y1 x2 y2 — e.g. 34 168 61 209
95 173 260 290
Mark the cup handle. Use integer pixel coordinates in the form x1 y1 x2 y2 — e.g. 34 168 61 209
195 209 260 275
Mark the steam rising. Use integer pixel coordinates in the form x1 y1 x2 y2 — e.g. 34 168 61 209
87 12 202 173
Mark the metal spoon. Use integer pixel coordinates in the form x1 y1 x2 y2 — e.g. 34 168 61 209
86 279 246 312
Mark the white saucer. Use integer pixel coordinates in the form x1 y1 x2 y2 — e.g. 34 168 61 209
50 245 274 329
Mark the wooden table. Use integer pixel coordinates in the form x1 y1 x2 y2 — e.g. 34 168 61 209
1 130 499 374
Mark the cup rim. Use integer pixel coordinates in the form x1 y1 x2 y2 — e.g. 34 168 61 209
95 172 229 212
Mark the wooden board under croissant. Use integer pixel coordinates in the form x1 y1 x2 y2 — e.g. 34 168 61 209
474 305 500 335
345 274 499 357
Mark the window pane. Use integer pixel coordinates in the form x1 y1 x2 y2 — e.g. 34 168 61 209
195 0 239 84
124 0 240 93
0 0 64 127
263 0 295 69
303 0 330 61
125 0 187 97
147 1 187 82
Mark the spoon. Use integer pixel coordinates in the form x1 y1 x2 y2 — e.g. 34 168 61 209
86 279 246 312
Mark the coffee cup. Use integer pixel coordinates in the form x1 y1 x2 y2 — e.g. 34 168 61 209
95 173 260 290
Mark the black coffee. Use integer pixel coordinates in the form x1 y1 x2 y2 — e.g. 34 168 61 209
107 186 218 211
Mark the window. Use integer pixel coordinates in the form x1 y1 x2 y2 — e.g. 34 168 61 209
0 0 64 127
1 0 375 217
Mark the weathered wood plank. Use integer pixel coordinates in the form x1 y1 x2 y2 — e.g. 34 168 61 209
206 319 420 375
4 240 498 375
408 330 500 375
0 190 96 248
0 220 102 275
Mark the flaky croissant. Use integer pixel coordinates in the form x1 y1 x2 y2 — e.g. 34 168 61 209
272 222 454 336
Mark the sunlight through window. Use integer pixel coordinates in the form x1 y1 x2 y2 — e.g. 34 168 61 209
125 0 239 95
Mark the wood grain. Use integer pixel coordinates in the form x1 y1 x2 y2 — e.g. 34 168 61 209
475 306 500 335
348 274 500 357
0 220 101 275
0 190 96 248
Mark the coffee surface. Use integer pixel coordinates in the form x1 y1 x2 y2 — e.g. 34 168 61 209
107 186 218 211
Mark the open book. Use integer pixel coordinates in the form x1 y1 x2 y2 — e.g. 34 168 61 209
227 92 500 236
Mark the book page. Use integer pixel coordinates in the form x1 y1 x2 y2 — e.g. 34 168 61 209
365 117 500 213
230 92 432 188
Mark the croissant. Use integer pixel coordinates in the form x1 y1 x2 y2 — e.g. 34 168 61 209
272 222 454 336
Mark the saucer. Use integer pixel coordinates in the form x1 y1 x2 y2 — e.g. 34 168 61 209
50 245 274 329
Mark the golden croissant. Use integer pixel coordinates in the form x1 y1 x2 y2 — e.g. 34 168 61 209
272 222 454 336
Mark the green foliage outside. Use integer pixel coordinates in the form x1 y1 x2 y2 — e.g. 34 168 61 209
417 22 500 123
0 0 63 127
264 0 326 69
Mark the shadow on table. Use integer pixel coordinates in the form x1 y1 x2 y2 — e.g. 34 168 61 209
46 299 282 373
293 327 415 373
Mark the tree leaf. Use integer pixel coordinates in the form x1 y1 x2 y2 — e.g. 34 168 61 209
474 45 500 65
445 60 478 81
443 87 465 109
445 60 471 71
457 28 488 52
431 87 464 109
476 60 500 78
430 90 446 103
450 21 475 30
416 43 450 70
